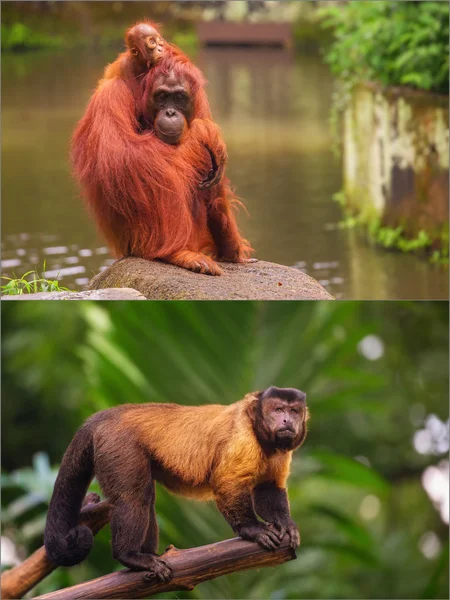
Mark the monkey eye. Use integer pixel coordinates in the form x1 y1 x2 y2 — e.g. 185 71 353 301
291 408 299 414
275 407 283 413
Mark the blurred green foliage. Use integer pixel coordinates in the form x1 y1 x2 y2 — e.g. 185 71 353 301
0 23 63 51
0 1 199 52
1 301 448 599
320 1 449 94
332 191 449 263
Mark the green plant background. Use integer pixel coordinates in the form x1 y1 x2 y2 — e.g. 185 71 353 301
1 301 449 599
320 1 449 94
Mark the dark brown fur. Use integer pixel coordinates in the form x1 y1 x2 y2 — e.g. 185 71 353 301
44 387 308 581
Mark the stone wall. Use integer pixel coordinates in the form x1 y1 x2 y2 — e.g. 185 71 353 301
343 83 449 246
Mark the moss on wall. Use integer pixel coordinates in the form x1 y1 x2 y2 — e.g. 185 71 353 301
342 83 449 258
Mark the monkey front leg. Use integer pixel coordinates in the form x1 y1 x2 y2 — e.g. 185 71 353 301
214 486 283 550
253 482 300 549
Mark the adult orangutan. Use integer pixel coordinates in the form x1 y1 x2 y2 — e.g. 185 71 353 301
72 21 253 275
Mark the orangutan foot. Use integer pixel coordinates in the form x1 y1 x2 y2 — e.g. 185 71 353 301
166 251 223 276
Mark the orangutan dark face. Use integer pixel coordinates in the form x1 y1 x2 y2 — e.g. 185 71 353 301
148 72 194 145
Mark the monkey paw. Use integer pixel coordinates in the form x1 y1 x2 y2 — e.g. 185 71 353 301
143 557 173 583
239 523 283 551
271 518 300 549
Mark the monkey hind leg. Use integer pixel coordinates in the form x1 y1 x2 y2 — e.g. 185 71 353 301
141 481 159 555
99 447 172 582
110 500 172 582
164 250 223 276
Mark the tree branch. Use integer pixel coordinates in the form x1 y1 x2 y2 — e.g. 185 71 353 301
1 494 112 600
1 492 297 600
33 536 296 600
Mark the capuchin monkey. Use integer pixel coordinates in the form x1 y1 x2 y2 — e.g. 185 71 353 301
44 387 308 582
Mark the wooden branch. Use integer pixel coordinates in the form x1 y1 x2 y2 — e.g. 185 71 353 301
2 491 296 600
1 494 112 600
32 536 296 600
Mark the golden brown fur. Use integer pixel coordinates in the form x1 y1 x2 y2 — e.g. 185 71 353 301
44 387 308 581
96 394 293 499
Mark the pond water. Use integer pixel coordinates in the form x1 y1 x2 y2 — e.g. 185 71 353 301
2 47 448 300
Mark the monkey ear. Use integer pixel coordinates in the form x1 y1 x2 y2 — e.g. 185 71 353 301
246 394 260 422
304 407 311 422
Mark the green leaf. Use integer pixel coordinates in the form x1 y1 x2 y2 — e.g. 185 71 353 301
311 504 379 559
309 540 379 567
3 492 46 520
310 449 390 496
421 542 450 599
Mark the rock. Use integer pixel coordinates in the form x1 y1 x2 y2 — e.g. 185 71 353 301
87 258 333 300
1 288 146 301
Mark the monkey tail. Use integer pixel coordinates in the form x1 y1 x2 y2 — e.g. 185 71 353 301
44 424 95 567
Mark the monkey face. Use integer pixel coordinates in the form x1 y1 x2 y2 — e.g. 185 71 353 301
126 24 165 67
258 387 308 452
148 72 194 145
